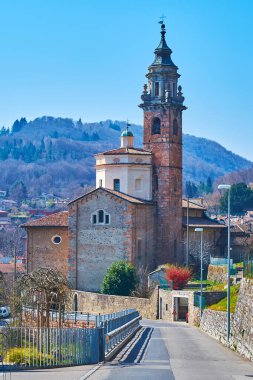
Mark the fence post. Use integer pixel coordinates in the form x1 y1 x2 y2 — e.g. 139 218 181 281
98 323 105 362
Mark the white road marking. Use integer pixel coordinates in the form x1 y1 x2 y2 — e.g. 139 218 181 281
79 364 102 380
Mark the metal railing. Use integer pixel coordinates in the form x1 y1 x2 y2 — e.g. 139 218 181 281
104 314 141 357
244 260 253 278
0 309 141 368
0 326 100 368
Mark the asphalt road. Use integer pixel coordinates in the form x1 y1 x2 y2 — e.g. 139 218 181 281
3 320 253 379
89 320 253 380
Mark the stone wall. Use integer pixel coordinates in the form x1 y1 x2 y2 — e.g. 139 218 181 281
207 264 227 283
68 188 154 292
201 309 229 345
26 227 69 276
158 289 200 326
232 278 253 361
68 286 159 320
201 279 253 362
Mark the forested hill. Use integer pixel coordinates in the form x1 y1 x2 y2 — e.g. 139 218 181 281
0 116 252 199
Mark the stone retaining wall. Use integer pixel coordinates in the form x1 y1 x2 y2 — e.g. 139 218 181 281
207 265 227 283
201 309 230 345
67 287 159 320
201 278 253 362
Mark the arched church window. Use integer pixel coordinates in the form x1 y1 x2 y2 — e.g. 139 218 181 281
155 82 159 96
173 83 177 97
98 210 104 223
152 117 161 135
113 178 120 191
73 293 78 313
92 210 110 225
173 118 178 135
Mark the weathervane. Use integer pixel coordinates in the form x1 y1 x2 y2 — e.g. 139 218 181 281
159 14 166 24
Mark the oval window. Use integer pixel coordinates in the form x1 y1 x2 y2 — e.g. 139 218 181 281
52 235 62 245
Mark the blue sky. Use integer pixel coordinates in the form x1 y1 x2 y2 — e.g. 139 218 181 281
0 0 253 160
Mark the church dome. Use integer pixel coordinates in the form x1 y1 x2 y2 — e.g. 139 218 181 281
121 129 133 137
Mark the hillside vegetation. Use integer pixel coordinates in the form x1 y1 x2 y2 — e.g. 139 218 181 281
0 116 252 200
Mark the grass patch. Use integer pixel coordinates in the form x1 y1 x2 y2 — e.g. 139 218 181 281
206 282 227 291
208 285 240 313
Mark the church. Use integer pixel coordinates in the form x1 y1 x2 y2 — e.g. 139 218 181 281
23 24 224 291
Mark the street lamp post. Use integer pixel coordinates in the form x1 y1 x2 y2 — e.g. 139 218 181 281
195 227 203 317
218 184 231 344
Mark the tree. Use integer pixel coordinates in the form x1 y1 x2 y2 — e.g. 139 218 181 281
166 265 192 290
206 176 213 193
19 267 69 328
219 183 253 215
185 181 198 198
101 261 137 296
9 180 27 205
12 117 27 133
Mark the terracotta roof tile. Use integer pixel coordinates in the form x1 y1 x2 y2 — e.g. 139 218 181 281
69 188 153 206
182 216 226 228
22 211 68 228
182 199 206 210
96 147 152 156
0 263 25 274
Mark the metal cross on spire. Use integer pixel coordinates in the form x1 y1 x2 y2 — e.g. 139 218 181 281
159 14 166 24
126 119 131 131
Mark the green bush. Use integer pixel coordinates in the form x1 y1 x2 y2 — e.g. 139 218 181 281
6 347 52 366
101 261 138 296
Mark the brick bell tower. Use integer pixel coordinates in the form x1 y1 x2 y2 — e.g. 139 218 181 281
139 22 186 266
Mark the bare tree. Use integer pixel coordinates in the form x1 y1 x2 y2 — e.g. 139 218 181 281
183 237 215 269
205 191 221 218
19 267 69 328
131 266 151 298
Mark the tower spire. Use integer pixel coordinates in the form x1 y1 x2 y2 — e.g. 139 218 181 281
150 21 176 68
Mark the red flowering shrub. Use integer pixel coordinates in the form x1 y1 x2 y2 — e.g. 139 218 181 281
166 265 192 290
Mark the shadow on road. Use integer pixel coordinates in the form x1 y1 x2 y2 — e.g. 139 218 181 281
114 327 153 365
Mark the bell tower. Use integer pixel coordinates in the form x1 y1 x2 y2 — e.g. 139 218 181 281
139 23 186 266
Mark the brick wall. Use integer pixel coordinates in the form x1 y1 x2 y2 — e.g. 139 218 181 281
143 107 183 266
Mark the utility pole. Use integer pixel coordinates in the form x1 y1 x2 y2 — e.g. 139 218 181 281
186 197 189 266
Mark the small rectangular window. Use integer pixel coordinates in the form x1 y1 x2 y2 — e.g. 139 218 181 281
92 214 97 224
166 304 168 311
105 214 110 224
137 239 142 259
113 179 120 191
154 175 158 191
99 179 102 187
155 82 159 96
135 178 141 191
